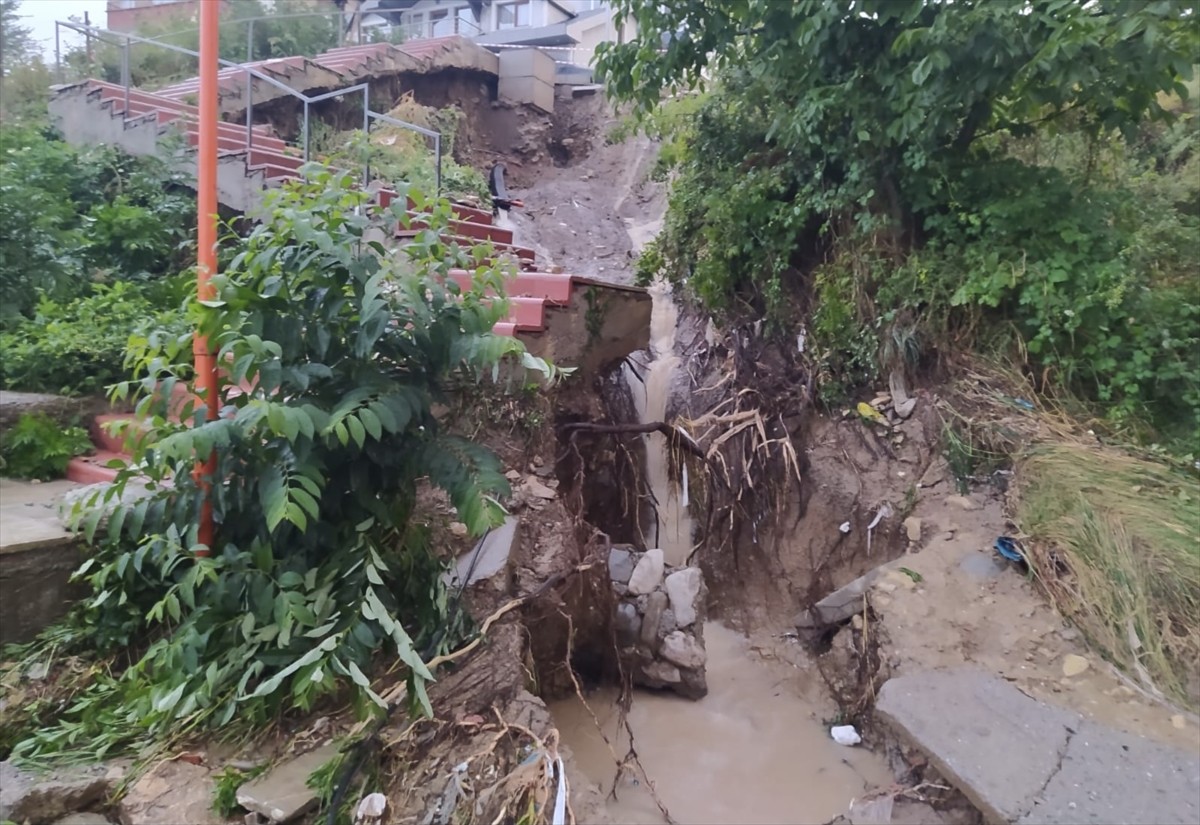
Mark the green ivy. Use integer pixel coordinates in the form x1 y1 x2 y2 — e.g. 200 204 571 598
11 169 562 766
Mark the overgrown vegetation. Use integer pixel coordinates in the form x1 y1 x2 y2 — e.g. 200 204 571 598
0 413 92 480
1018 444 1200 710
6 172 556 769
600 0 1199 448
0 126 193 328
0 282 190 396
311 94 491 202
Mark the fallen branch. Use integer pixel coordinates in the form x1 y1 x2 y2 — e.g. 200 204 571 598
558 421 709 463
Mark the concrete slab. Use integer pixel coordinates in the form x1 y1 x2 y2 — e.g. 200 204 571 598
442 516 519 591
1017 720 1200 825
877 669 1200 824
237 743 338 823
876 669 1079 823
0 479 85 643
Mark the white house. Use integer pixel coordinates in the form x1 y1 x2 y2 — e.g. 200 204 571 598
352 0 633 68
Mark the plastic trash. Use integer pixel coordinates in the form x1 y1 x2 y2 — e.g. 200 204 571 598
994 536 1024 563
847 794 895 825
856 402 888 425
831 724 862 746
839 521 852 534
354 792 388 824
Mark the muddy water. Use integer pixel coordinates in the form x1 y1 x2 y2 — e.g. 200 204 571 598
623 283 696 566
551 623 893 824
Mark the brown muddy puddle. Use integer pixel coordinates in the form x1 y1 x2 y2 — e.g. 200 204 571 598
551 623 893 824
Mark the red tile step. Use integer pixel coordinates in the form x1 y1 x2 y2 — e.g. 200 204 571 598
376 189 493 226
89 413 145 455
396 226 534 263
66 450 128 485
449 270 574 305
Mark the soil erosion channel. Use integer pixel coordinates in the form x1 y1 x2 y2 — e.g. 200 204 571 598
556 287 891 823
552 623 892 824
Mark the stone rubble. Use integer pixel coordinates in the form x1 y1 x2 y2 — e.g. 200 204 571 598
609 546 708 699
0 760 123 825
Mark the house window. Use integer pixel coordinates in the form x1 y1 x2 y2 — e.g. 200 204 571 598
456 6 477 35
429 8 453 36
496 0 531 29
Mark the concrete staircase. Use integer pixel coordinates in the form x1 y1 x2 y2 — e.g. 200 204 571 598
52 51 651 485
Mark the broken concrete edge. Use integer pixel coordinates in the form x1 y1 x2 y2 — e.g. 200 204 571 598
875 669 1078 824
875 669 1200 825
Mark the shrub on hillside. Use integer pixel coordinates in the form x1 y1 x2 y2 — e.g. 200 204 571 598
0 282 188 397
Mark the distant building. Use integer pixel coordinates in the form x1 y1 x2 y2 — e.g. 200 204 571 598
105 0 231 33
346 0 631 67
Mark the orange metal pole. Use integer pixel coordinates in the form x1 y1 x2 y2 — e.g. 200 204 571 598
193 0 221 556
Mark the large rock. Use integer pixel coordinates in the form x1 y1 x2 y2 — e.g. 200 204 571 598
626 548 664 595
237 743 339 823
659 631 706 669
663 567 703 627
0 760 120 825
639 591 668 648
608 545 636 584
877 669 1200 824
119 761 220 825
615 602 641 643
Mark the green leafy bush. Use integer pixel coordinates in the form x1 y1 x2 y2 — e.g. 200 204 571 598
0 128 194 325
605 0 1199 441
0 282 189 397
10 171 562 766
0 413 92 481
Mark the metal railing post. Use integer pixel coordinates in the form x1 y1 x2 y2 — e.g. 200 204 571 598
246 18 254 63
122 38 131 117
434 133 442 196
362 89 370 187
302 100 310 165
245 70 254 150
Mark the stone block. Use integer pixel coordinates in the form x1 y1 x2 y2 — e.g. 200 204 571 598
627 548 664 595
0 760 119 825
497 48 557 85
615 602 641 643
660 631 706 669
498 75 554 114
642 660 681 685
664 567 703 627
120 761 219 825
639 591 668 648
608 546 636 584
237 743 339 823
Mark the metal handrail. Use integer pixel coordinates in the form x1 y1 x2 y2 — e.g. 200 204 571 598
53 19 442 192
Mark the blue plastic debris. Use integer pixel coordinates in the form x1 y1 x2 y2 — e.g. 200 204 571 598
994 536 1024 562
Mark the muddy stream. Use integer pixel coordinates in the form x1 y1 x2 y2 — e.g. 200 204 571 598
552 287 893 823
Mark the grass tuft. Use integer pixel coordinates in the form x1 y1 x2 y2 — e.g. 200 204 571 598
1015 444 1200 711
